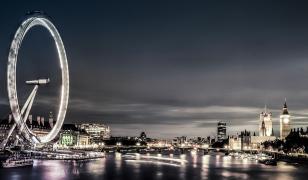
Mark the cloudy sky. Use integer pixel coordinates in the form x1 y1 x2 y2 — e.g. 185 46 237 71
1 1 308 138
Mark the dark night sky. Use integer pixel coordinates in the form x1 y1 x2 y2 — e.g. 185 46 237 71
1 1 308 138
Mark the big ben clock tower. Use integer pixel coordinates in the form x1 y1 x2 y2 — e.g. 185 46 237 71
280 99 291 140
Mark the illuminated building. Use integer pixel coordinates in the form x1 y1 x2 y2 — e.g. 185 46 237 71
240 130 251 150
259 106 273 136
250 135 276 149
0 115 15 145
59 124 90 147
78 123 111 144
234 130 276 150
172 136 187 146
280 100 291 140
0 113 55 138
29 113 55 137
228 135 241 150
239 107 277 150
0 113 56 146
217 121 227 142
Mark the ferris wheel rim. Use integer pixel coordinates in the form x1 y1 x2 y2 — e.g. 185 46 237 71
7 12 69 144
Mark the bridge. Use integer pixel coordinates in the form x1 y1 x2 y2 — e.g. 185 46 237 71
23 149 104 160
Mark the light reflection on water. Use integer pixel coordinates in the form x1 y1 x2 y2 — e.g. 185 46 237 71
201 155 210 179
1 153 308 180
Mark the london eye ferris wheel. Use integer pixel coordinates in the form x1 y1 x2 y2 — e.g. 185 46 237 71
4 11 69 146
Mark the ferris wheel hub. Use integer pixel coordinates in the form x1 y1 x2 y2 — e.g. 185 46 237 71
26 78 50 85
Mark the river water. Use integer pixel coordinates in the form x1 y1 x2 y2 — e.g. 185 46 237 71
0 152 308 180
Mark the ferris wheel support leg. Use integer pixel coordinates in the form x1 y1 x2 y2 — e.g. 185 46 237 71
0 123 16 149
0 85 39 148
14 85 38 146
18 85 38 133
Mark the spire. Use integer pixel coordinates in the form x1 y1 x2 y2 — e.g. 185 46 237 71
282 98 289 115
264 104 267 113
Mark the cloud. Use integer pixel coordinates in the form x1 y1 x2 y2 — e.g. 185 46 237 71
1 1 308 138
65 97 308 137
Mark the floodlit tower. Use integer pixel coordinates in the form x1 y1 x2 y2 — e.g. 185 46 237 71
280 99 291 140
259 105 273 136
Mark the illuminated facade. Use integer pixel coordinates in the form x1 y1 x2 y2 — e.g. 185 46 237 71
59 124 90 147
172 136 187 146
230 129 276 150
280 100 291 140
0 115 15 145
30 113 55 138
250 136 276 150
259 106 273 136
60 133 76 146
0 113 57 147
240 130 251 150
78 124 111 144
229 135 241 150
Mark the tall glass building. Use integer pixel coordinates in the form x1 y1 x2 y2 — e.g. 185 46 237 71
217 121 227 142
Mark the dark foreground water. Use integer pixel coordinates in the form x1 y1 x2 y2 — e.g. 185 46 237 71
1 153 308 180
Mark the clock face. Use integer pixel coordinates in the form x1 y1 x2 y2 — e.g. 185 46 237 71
283 118 289 124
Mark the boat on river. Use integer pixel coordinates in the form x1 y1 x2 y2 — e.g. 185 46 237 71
2 156 33 168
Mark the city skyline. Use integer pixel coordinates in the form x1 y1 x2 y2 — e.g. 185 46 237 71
1 1 308 138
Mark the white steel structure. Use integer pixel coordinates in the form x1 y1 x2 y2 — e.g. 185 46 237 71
5 11 69 145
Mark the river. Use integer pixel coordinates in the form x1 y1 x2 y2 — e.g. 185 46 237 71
0 152 308 180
